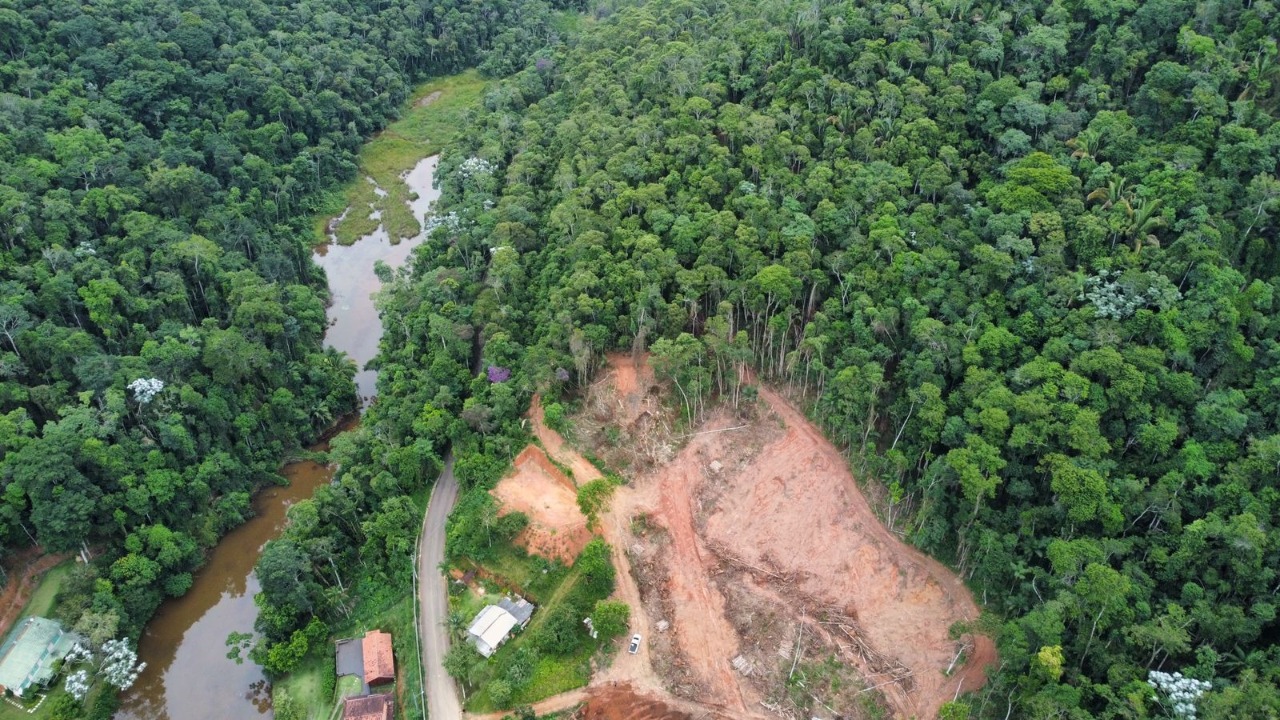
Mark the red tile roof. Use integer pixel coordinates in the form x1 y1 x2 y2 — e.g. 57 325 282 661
342 694 393 720
362 630 394 686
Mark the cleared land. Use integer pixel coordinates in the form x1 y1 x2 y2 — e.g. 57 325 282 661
528 354 995 720
0 551 72 639
490 446 592 564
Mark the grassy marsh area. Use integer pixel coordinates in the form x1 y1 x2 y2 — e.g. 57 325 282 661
317 70 487 246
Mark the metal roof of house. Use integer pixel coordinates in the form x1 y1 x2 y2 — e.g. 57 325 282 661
467 605 519 658
0 617 81 697
498 596 534 625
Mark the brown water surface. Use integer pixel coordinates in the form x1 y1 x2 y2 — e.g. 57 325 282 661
315 155 441 403
115 455 336 720
116 156 440 720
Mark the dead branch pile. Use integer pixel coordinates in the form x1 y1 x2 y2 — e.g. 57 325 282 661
821 613 915 691
705 541 809 588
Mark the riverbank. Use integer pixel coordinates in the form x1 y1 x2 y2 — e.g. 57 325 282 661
115 65 479 720
317 71 487 246
263 71 487 720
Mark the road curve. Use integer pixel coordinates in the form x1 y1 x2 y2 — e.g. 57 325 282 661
418 453 463 720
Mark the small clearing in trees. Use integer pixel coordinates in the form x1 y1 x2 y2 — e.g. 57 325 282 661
0 548 70 639
490 445 592 564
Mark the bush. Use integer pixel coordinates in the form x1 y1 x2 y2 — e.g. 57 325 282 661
533 604 583 655
543 402 568 432
45 692 81 720
506 646 538 688
273 688 305 720
575 477 617 525
591 600 630 640
85 688 120 720
574 539 616 602
488 678 513 707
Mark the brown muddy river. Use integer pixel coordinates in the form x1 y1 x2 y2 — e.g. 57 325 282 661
116 156 440 720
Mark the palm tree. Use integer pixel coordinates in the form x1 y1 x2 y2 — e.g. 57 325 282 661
1127 197 1166 255
1067 128 1104 161
1086 176 1133 214
447 609 469 640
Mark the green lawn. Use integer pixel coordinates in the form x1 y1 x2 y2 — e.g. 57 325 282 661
16 559 74 623
321 70 488 245
272 650 334 720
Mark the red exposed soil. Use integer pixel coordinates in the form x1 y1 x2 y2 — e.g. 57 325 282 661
0 548 70 638
701 383 996 717
491 353 994 720
490 445 592 564
531 396 604 483
575 684 693 720
597 354 995 719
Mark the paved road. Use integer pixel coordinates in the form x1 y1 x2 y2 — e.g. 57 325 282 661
418 454 463 720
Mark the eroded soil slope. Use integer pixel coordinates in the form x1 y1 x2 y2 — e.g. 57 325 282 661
490 445 592 564
580 354 994 719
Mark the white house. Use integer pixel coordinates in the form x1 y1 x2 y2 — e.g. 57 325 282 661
466 596 535 658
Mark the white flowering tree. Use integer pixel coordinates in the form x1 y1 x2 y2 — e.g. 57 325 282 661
99 637 147 690
127 377 165 404
62 637 148 701
64 669 91 702
1149 670 1212 720
456 156 495 179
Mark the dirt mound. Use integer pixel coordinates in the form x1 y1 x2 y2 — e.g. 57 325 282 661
490 445 592 563
575 685 692 720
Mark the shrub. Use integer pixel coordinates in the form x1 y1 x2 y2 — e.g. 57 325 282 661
591 600 630 640
489 678 513 707
543 402 568 432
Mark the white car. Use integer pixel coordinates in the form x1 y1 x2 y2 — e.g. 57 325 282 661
628 633 642 654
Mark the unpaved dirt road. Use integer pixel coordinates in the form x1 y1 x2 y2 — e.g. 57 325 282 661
419 454 463 720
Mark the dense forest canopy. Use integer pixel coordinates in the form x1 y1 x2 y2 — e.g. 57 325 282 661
0 0 579 644
5 0 1280 716
265 0 1280 716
